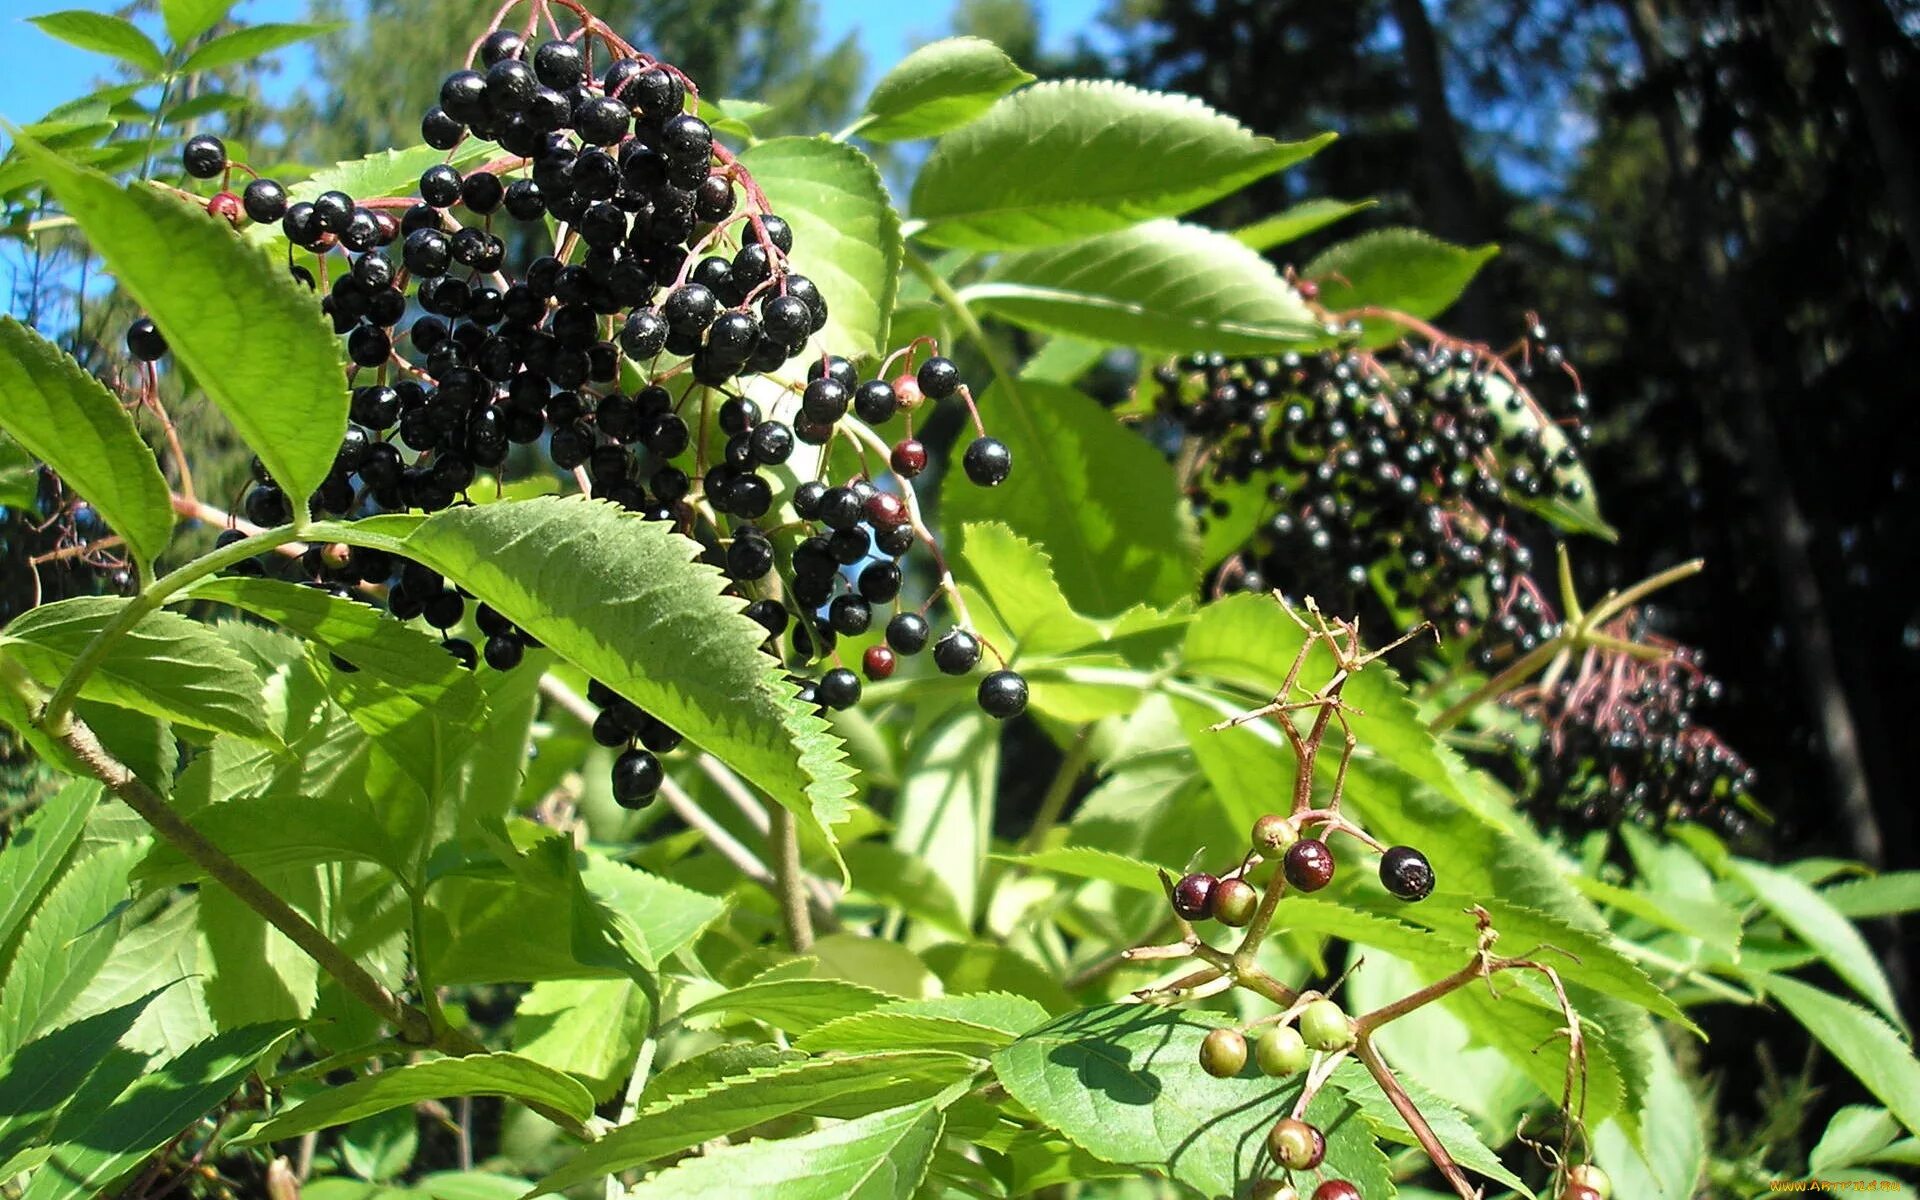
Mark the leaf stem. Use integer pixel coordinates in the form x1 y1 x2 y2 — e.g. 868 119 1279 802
770 804 814 952
905 248 1024 411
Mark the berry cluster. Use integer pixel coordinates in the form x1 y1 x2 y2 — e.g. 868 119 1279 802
142 5 1026 808
1499 611 1756 835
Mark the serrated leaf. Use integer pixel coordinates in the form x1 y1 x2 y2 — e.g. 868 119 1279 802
842 841 971 937
992 1005 1393 1198
242 1053 594 1144
0 317 173 569
995 846 1165 894
1821 872 1920 918
794 994 1049 1055
1730 857 1904 1031
1811 1105 1903 1173
943 381 1196 616
1235 198 1374 251
1592 1020 1706 1199
0 779 98 973
0 989 163 1171
1332 1060 1534 1196
2 596 271 740
131 791 418 889
188 577 482 722
1307 227 1498 336
56 897 212 1058
739 137 900 360
967 219 1319 354
0 844 137 1058
200 882 321 1026
13 136 347 509
636 1042 805 1106
22 1023 291 1200
306 497 854 870
912 81 1330 249
622 1097 948 1200
160 0 233 45
0 433 39 510
180 21 340 73
889 708 999 927
26 11 166 75
1473 370 1613 539
955 522 1100 656
527 1051 981 1195
512 978 647 1104
862 37 1034 142
679 977 894 1034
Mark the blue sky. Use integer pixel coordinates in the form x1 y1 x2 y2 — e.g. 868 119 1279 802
1 0 1106 127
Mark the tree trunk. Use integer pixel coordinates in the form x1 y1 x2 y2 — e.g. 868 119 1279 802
1385 0 1489 247
1619 0 1883 867
1820 0 1920 281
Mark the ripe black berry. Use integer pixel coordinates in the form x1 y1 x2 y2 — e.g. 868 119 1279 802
126 317 166 362
817 667 862 710
182 134 226 179
483 634 525 670
977 670 1028 719
1283 839 1335 892
612 748 663 808
916 356 961 400
932 628 981 675
242 178 288 223
802 377 850 424
479 28 524 64
532 40 584 89
1171 872 1216 921
1379 845 1435 901
419 164 462 207
421 106 464 149
443 638 478 670
816 485 862 531
963 436 1011 486
887 613 930 655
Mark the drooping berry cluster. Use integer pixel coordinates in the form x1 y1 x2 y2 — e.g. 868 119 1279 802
139 4 1026 809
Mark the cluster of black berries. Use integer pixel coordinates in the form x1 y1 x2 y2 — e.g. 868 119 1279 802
0 474 135 624
150 13 1026 809
1500 616 1756 835
1157 336 1585 666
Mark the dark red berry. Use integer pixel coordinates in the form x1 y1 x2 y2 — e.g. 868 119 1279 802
1312 1183 1360 1200
863 645 896 681
890 438 927 477
865 491 908 529
1171 872 1217 921
1283 839 1335 892
1379 845 1434 901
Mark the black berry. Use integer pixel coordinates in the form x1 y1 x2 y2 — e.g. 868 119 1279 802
963 436 1011 486
932 628 981 675
1284 839 1335 892
1379 845 1435 901
977 670 1028 719
182 134 226 179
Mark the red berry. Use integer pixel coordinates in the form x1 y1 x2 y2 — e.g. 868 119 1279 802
1312 1183 1360 1200
863 645 896 681
865 491 908 529
208 191 243 224
891 373 924 411
1171 872 1217 921
1283 839 1335 891
890 438 928 477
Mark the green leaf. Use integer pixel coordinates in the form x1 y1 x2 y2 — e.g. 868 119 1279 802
794 994 1049 1056
996 846 1165 894
617 1097 948 1200
967 219 1320 354
0 318 172 569
0 990 164 1171
58 897 212 1058
307 497 854 870
1331 1060 1534 1196
1306 227 1498 334
187 577 482 723
1234 198 1374 251
1758 974 1920 1136
160 92 246 123
0 844 137 1058
0 433 39 510
842 841 971 937
1474 370 1613 540
943 381 1196 615
26 12 165 75
2 596 272 740
679 977 894 1034
199 883 320 1026
1811 1105 1903 1173
180 21 341 73
132 791 419 887
888 708 999 926
911 81 1330 249
0 779 98 973
955 522 1100 656
160 0 233 45
1729 857 1905 1030
992 1005 1393 1198
13 136 347 509
922 942 1074 1015
1821 871 1920 919
528 1051 981 1195
738 137 900 360
861 37 1034 142
242 1053 594 1144
511 978 648 1104
22 1023 291 1200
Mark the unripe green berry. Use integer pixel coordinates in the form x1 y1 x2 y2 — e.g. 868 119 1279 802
1267 1117 1325 1170
1250 1183 1299 1200
1252 812 1300 852
1568 1165 1611 1199
1213 877 1259 926
1298 998 1353 1051
1255 1024 1310 1076
1198 1027 1248 1077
